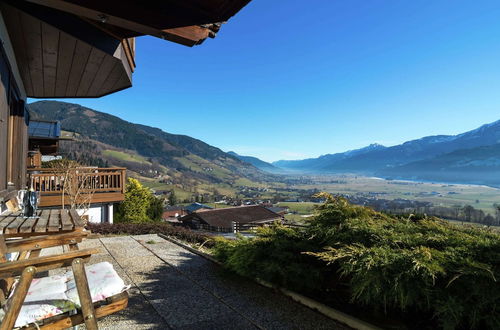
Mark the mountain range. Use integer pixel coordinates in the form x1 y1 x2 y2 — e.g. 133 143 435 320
28 100 500 189
28 101 274 196
227 152 281 173
272 120 500 187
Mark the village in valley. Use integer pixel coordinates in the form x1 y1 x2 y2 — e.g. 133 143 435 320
28 115 500 232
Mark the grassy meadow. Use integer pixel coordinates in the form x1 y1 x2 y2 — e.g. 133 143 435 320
278 202 319 214
293 175 500 214
102 149 151 164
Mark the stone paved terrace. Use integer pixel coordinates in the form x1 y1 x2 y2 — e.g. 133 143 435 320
44 234 350 329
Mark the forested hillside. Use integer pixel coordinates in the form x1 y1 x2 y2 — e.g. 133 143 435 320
29 101 275 196
227 151 281 173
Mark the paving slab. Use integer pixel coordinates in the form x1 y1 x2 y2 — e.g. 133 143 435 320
59 234 350 329
130 235 349 330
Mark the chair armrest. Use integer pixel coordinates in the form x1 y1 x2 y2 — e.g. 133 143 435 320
5 232 89 253
0 267 36 330
0 248 100 279
72 259 98 330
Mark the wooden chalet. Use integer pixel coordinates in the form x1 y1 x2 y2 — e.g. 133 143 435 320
0 0 252 221
181 205 283 232
28 120 61 157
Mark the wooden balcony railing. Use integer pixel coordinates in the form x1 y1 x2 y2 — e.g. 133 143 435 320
27 168 126 208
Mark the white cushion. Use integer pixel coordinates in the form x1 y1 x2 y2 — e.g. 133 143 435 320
2 262 128 328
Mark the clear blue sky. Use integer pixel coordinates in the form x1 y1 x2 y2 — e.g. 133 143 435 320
39 0 500 162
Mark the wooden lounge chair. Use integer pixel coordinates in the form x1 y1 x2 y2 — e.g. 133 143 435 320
0 231 90 308
5 231 89 261
0 235 128 329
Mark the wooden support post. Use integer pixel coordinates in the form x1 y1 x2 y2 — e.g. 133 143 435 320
72 258 98 330
0 236 13 304
121 168 126 194
0 266 36 330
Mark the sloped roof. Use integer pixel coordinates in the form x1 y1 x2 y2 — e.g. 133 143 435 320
188 205 282 228
29 120 61 139
186 203 213 213
165 206 185 212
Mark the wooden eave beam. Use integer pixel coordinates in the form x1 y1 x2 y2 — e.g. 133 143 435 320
161 26 214 47
25 0 168 39
26 0 247 29
84 17 214 48
7 1 121 55
25 0 222 46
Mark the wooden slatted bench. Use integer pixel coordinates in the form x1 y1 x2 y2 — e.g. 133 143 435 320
0 209 84 238
0 210 129 329
0 209 86 260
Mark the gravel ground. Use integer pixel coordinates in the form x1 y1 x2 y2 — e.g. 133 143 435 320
58 234 351 330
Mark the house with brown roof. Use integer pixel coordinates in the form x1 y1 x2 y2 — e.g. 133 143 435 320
163 206 187 219
162 206 188 225
181 205 283 233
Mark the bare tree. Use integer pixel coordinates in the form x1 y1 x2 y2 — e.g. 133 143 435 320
46 160 97 223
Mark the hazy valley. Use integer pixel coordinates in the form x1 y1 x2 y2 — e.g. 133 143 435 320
273 121 500 188
30 100 500 221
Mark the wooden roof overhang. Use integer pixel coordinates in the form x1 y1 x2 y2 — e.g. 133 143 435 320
1 0 251 98
24 0 251 42
1 1 134 98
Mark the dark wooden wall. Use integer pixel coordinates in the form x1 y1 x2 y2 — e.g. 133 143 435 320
0 40 27 198
9 100 28 189
0 45 10 192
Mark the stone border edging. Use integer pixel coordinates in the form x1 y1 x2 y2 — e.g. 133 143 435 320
156 233 382 330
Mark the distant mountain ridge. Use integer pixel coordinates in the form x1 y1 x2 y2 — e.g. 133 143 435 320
377 143 500 186
28 101 500 187
28 101 272 190
273 143 387 171
273 120 500 186
227 152 281 173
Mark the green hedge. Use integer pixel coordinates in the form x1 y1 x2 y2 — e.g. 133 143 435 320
212 194 500 329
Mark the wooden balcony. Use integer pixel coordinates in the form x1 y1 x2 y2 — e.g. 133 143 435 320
27 168 126 208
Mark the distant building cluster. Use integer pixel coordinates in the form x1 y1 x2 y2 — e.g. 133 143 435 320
162 202 287 233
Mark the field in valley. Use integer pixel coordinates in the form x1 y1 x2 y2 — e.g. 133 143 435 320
278 202 319 214
291 175 500 214
138 171 500 217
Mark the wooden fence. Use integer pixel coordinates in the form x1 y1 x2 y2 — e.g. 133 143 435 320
27 167 126 207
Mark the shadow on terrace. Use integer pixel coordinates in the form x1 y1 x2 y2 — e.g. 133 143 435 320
82 235 350 329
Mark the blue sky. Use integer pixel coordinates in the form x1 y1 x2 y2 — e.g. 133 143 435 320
38 0 500 162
